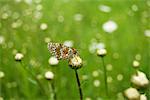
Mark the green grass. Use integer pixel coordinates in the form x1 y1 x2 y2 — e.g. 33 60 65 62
0 0 149 100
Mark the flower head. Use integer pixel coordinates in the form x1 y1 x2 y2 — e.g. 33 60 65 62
124 87 140 100
96 48 107 57
131 71 149 87
69 55 82 69
132 60 140 68
44 71 54 80
48 56 59 66
15 53 24 61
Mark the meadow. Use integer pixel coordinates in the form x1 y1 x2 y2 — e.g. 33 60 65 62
0 0 150 100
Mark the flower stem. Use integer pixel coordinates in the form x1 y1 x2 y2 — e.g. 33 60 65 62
101 57 108 97
74 69 83 100
49 81 57 100
20 61 47 96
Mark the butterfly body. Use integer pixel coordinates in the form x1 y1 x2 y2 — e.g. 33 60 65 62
48 42 78 60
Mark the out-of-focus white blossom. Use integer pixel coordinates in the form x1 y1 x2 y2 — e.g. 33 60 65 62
131 4 138 12
15 53 24 61
98 5 111 13
0 36 5 45
48 56 59 65
89 42 105 54
74 13 83 21
124 87 140 100
58 15 64 23
44 71 54 80
40 23 48 30
117 74 123 81
132 60 140 68
135 54 141 61
102 20 118 33
107 76 113 83
0 71 5 79
92 70 99 77
93 80 100 87
97 48 107 57
63 40 74 47
144 30 150 37
44 37 51 43
131 71 149 87
140 94 147 100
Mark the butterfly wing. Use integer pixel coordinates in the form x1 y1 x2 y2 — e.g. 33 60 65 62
48 42 78 60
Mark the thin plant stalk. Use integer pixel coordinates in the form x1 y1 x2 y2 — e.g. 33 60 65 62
101 57 108 97
48 81 56 100
74 69 83 100
19 61 47 96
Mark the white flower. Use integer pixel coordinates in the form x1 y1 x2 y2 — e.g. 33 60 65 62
140 94 147 100
45 71 54 80
0 71 5 79
93 80 100 87
40 23 48 30
132 60 140 68
48 56 59 65
69 55 82 69
98 5 111 13
97 48 107 57
63 40 74 47
74 13 83 21
144 30 150 37
15 53 24 61
131 71 149 87
124 87 140 100
102 20 118 33
0 36 5 45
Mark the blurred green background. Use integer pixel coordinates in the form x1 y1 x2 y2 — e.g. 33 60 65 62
0 0 150 100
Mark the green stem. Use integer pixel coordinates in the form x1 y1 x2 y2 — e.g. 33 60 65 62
49 81 56 100
74 69 83 100
101 57 108 97
20 61 47 96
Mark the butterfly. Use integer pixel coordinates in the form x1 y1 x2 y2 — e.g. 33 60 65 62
47 42 78 60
